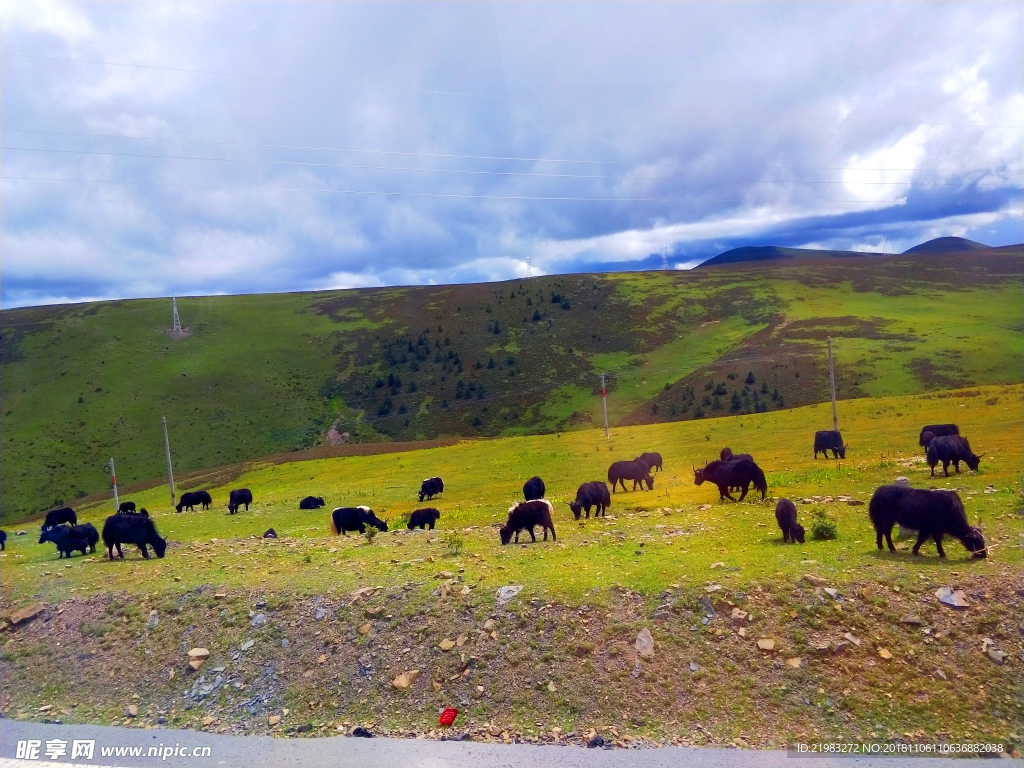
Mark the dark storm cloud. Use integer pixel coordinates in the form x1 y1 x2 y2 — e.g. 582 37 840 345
1 1 1020 307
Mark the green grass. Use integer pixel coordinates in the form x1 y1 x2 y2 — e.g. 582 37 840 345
1 385 1020 747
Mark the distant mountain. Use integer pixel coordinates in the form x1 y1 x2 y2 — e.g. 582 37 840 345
696 245 881 268
902 236 991 254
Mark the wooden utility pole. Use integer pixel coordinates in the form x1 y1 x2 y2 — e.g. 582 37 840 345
162 416 176 506
600 373 610 442
827 336 838 432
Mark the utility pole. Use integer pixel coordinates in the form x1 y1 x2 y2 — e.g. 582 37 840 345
827 336 838 432
105 457 120 511
172 297 182 334
526 253 532 279
600 373 610 442
162 416 176 506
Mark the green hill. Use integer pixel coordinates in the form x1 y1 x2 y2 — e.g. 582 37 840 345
1 248 1021 522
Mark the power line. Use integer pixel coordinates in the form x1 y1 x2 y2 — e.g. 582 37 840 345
5 52 1022 130
5 145 1019 187
4 129 1021 175
1 175 953 205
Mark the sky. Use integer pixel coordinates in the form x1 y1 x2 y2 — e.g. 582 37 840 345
1 1 1021 308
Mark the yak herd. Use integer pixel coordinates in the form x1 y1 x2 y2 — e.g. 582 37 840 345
16 422 988 567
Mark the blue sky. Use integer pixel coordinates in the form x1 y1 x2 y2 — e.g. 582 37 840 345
2 1 1021 307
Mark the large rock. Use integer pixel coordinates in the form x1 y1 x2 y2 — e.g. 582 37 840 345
10 603 46 625
392 670 421 689
635 627 655 658
496 586 522 606
802 575 828 588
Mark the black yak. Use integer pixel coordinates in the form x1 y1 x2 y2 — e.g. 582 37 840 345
926 435 982 477
194 490 213 510
39 524 95 558
568 481 611 519
116 504 148 516
607 460 654 492
0 530 6 550
813 430 848 459
523 476 546 501
175 491 204 513
693 458 767 502
331 506 388 535
102 514 167 560
117 501 136 514
636 452 663 472
418 477 444 502
407 508 441 530
868 485 986 558
41 507 77 531
500 499 556 544
720 447 754 463
299 496 326 509
228 488 253 514
774 499 805 543
919 423 958 449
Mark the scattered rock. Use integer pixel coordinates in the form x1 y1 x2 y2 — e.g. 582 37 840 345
730 607 748 623
756 638 776 652
587 735 605 748
935 587 970 608
737 627 747 638
802 575 828 587
202 715 216 726
314 608 327 621
255 598 267 609
214 593 227 600
932 669 948 681
785 657 802 669
240 639 255 651
456 634 468 647
824 588 838 599
351 726 374 738
547 681 557 692
878 648 893 660
488 724 503 737
847 499 865 506
843 633 861 647
392 670 421 689
900 615 923 625
987 648 1008 665
710 562 725 569
269 715 281 726
432 681 442 692
297 724 313 733
483 619 495 631
251 613 267 627
188 648 210 661
436 571 454 579
438 639 456 651
126 705 138 718
689 662 699 672
358 623 371 635
496 585 523 606
832 641 851 655
635 627 655 658
9 603 46 625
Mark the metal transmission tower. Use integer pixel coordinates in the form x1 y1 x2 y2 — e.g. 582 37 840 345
172 297 182 333
661 245 669 271
526 254 533 279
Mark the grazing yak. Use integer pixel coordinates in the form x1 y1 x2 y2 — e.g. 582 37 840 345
227 488 253 514
500 499 556 545
299 496 326 509
175 492 202 513
813 430 848 459
117 501 136 514
41 506 77 531
568 481 611 519
919 424 958 450
117 505 148 516
419 477 445 502
39 523 98 558
194 490 213 510
636 452 663 472
607 460 654 492
523 476 546 501
0 529 6 551
868 485 986 558
774 499 805 543
331 506 388 535
102 514 167 560
926 435 982 477
693 458 767 502
407 508 441 530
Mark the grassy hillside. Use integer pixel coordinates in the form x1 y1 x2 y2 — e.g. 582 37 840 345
1 386 1020 748
1 248 1021 522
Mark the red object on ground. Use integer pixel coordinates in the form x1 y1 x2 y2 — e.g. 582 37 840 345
439 707 459 727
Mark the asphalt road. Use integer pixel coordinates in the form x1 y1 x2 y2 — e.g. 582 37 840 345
0 720 1009 768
